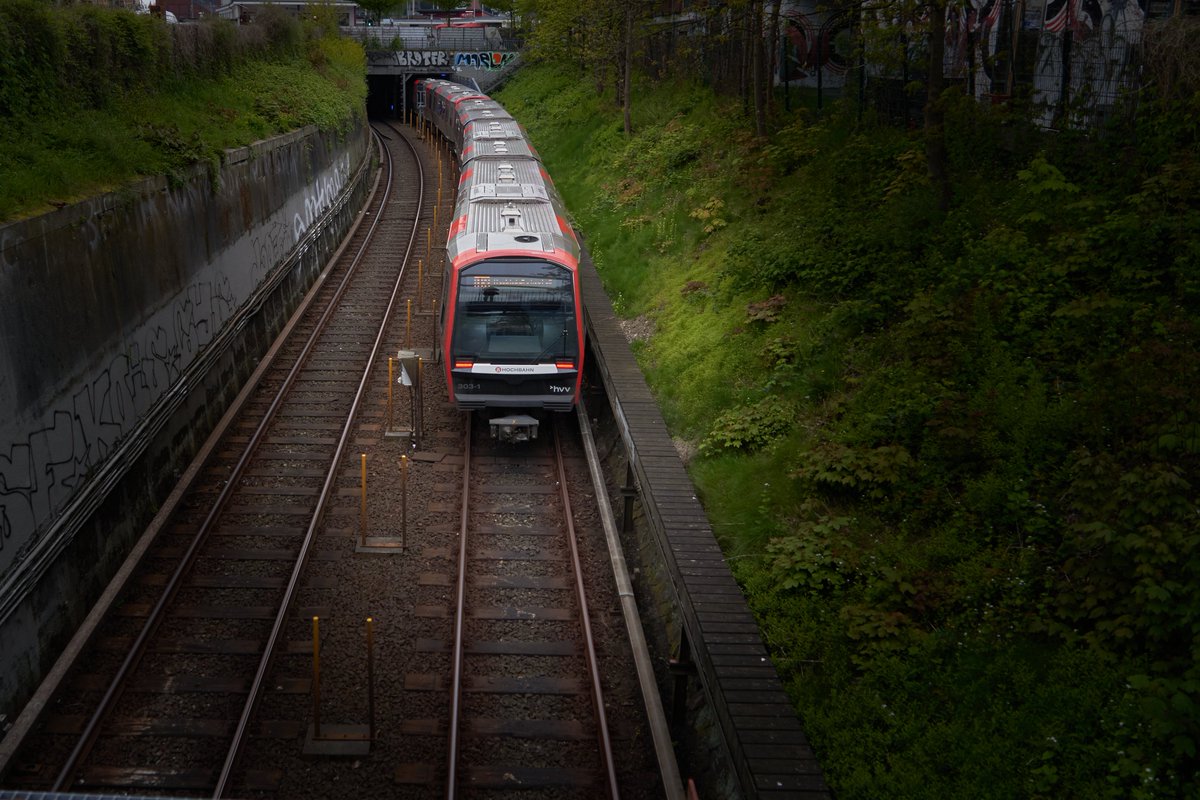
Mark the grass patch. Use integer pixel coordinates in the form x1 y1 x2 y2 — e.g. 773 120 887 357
0 9 364 222
498 63 1200 798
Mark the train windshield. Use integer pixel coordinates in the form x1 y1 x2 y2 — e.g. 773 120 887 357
453 261 578 363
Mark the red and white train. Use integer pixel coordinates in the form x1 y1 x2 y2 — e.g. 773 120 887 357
416 79 583 440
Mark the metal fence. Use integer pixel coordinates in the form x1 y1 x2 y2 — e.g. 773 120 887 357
805 0 1198 128
342 23 516 53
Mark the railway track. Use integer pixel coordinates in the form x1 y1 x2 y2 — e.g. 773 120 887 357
431 414 619 797
1 121 427 797
2 118 675 800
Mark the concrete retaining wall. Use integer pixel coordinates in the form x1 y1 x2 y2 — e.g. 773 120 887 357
0 118 374 722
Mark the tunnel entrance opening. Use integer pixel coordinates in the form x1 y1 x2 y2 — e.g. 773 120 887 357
367 74 403 118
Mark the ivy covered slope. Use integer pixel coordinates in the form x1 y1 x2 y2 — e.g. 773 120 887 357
497 66 1200 799
0 0 365 223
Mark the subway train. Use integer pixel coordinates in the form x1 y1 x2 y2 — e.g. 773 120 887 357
416 79 583 441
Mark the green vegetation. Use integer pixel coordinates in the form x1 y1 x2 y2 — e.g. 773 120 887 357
0 0 365 222
4 1 1196 792
497 65 1200 798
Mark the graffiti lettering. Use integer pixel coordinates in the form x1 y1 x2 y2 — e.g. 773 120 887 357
453 51 517 71
0 276 235 575
294 153 351 242
394 50 450 68
252 219 291 277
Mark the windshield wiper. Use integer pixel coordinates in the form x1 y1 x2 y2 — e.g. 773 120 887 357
535 326 569 362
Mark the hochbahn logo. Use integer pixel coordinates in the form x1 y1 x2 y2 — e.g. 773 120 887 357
496 366 535 373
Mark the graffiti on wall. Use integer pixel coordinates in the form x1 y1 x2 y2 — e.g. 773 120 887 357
780 9 850 88
394 50 450 68
0 146 357 580
453 51 517 71
777 0 1146 128
293 153 351 242
0 277 236 577
1032 0 1146 126
252 219 292 276
942 0 1146 121
938 0 1010 95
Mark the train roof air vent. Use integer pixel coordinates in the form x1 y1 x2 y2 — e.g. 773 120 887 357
501 202 523 232
515 235 538 243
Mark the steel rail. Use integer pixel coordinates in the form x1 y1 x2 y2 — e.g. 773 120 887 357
552 417 621 799
213 121 426 797
445 419 620 798
445 415 473 799
576 399 686 800
50 126 399 794
0 144 382 785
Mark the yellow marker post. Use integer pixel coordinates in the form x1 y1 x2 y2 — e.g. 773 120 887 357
387 358 394 432
359 454 367 546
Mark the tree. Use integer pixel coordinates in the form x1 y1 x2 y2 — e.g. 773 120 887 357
522 0 628 103
623 0 633 135
859 0 952 211
356 0 400 25
751 0 767 137
923 0 951 211
428 0 460 27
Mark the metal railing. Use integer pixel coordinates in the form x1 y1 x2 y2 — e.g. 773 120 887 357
341 24 517 51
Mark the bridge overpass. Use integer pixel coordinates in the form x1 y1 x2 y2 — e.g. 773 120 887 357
339 24 521 115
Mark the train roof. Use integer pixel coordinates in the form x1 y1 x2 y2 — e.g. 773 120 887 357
423 80 580 270
464 118 527 142
462 138 540 163
456 97 506 114
447 229 579 271
458 158 558 200
447 161 579 270
424 79 484 104
457 101 513 128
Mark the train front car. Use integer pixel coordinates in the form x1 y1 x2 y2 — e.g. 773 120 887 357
437 91 583 442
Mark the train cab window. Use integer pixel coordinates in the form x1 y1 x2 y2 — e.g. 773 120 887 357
453 261 578 364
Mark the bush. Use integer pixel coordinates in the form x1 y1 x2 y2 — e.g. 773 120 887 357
498 62 1200 797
